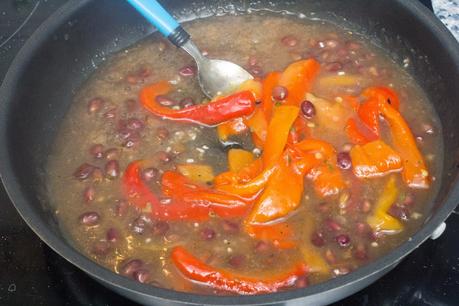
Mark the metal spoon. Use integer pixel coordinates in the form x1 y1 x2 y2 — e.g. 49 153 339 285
126 0 253 98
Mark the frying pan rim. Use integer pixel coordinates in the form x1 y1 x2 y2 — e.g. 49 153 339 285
0 0 458 305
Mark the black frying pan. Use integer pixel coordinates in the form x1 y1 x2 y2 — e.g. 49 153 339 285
0 1 458 305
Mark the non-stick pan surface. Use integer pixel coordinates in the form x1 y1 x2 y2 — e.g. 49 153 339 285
1 1 458 305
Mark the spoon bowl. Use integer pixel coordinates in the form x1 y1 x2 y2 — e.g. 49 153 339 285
127 0 253 98
181 40 253 98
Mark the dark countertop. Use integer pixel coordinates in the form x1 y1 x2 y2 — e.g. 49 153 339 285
1 1 458 305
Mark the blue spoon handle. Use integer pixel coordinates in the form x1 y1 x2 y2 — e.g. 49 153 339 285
126 0 190 46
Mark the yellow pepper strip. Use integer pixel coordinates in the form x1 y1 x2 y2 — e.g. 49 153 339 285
367 175 403 233
300 246 330 275
228 149 255 173
318 74 362 88
237 79 263 101
177 164 215 184
299 210 331 275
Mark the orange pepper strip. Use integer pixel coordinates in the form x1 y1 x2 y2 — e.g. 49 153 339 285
288 117 311 144
294 139 336 159
292 152 324 175
216 146 323 199
251 133 265 149
379 103 430 188
243 150 322 246
215 163 278 198
140 81 256 126
247 152 307 224
350 140 402 178
262 105 300 167
171 246 307 294
261 72 281 120
295 139 345 198
309 163 346 198
217 117 248 142
362 86 400 110
236 158 264 182
245 223 297 249
214 159 264 187
278 59 321 106
245 107 268 145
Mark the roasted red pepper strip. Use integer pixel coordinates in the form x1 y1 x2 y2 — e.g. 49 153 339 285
140 81 256 126
123 161 209 220
358 98 381 138
122 161 159 210
171 246 307 294
294 139 336 159
345 118 373 145
343 95 360 113
362 86 400 110
161 171 251 218
346 87 401 144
